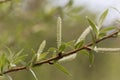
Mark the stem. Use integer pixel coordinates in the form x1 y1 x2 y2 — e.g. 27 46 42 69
0 30 119 75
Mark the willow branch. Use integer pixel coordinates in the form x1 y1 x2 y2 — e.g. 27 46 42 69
0 30 119 75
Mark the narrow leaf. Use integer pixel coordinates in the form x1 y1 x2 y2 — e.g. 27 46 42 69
48 47 58 57
5 46 13 55
90 30 96 46
65 40 75 49
13 54 27 64
27 53 37 67
48 47 57 53
65 0 73 7
86 16 98 34
89 50 96 64
98 9 109 26
99 27 115 38
98 32 106 39
29 68 38 80
57 17 62 48
39 52 48 60
13 49 24 58
0 54 8 73
80 50 89 56
100 26 115 33
37 40 46 61
75 40 84 49
48 47 57 51
58 43 66 52
54 62 71 76
89 53 94 64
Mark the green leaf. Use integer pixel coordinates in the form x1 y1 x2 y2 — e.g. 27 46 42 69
13 54 27 64
98 9 109 26
28 53 37 67
86 16 98 34
99 27 115 38
13 49 24 60
63 40 75 49
57 17 62 48
26 49 37 67
36 40 46 61
48 47 58 56
80 50 89 56
48 47 57 52
98 32 106 39
65 0 73 7
38 52 48 60
5 46 13 55
66 40 75 46
10 49 25 64
9 49 26 67
6 49 26 68
100 26 115 33
58 43 66 52
90 30 96 47
0 54 8 73
29 68 38 80
54 62 71 76
48 47 58 57
89 50 96 64
75 40 84 49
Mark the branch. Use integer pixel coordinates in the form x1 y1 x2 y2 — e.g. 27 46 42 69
1 30 120 75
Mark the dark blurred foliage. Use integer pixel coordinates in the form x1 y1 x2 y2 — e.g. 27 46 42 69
0 0 120 80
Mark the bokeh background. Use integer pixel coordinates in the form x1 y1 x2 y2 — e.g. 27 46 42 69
0 0 120 80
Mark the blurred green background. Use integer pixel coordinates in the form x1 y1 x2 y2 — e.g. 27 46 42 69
0 0 120 80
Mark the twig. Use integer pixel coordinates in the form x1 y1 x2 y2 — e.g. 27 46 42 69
0 30 120 75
